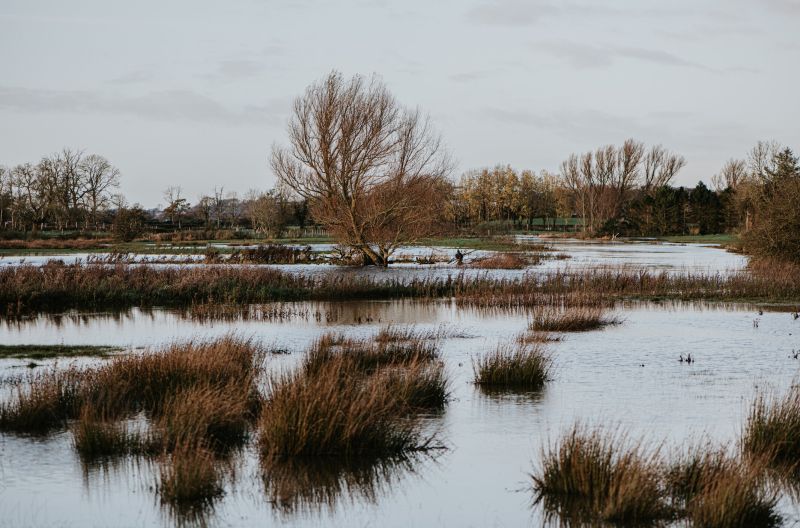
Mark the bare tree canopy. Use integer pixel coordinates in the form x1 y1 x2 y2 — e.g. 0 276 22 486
271 71 452 266
558 139 685 233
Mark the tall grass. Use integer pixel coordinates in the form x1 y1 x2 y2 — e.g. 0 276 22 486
531 426 668 524
528 305 619 332
0 368 83 433
743 389 800 470
259 356 434 459
473 343 551 390
666 445 780 527
2 259 800 314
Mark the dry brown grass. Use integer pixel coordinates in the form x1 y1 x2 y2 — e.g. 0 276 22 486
0 238 111 250
528 305 619 332
532 425 668 525
743 388 800 472
0 368 83 433
473 343 551 390
666 445 780 527
259 356 434 459
471 253 532 269
3 259 800 315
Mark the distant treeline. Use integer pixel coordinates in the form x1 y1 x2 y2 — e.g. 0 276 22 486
2 140 798 256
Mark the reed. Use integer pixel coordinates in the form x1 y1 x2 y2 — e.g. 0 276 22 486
471 253 532 269
0 369 83 433
3 259 800 315
72 405 151 460
742 389 800 470
473 343 551 389
528 305 619 332
259 356 435 459
531 426 668 524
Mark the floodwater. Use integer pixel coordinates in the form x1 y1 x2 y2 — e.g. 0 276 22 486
2 243 798 527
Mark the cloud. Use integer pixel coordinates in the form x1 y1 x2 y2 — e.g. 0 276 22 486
448 69 499 83
535 40 712 70
0 85 286 126
466 1 559 26
107 70 156 85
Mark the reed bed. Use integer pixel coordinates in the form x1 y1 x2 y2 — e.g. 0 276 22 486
2 259 799 315
473 343 551 390
528 305 620 332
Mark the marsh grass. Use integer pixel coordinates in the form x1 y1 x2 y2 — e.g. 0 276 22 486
473 343 551 390
471 252 532 269
743 389 800 471
303 330 439 377
531 426 668 525
666 445 780 528
528 305 620 332
0 368 83 433
4 259 800 315
515 331 561 344
72 405 153 460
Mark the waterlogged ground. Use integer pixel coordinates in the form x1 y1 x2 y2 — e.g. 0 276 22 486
0 236 747 278
0 242 794 526
2 296 800 526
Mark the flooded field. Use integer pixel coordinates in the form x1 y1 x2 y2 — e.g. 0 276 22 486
1 242 798 527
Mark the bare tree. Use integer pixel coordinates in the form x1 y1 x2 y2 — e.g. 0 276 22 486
163 186 189 228
81 154 120 229
271 71 452 266
711 159 747 191
747 140 781 182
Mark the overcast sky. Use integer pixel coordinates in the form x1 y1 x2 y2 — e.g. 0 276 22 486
1 0 798 206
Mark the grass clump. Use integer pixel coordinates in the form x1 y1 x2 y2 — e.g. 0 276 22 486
529 305 619 332
473 343 551 390
72 405 152 460
471 252 532 269
743 389 800 470
0 369 83 433
260 356 433 459
532 426 668 525
666 445 779 528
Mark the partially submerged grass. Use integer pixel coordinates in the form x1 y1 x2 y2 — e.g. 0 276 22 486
72 405 152 460
0 368 83 433
471 252 532 269
3 258 800 315
0 344 122 360
532 426 667 525
473 343 551 390
666 444 780 528
259 356 434 459
743 389 800 471
528 305 619 332
260 327 446 460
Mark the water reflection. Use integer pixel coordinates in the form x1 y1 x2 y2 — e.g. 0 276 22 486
261 452 438 517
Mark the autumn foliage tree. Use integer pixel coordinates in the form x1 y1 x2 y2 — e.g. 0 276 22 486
271 72 452 266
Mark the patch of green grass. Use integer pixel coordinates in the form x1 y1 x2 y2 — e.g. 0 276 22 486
654 234 739 245
417 236 528 251
0 345 123 360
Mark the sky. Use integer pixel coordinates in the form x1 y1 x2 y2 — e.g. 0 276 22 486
1 0 798 207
